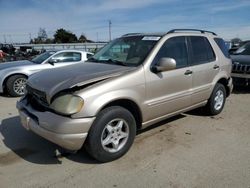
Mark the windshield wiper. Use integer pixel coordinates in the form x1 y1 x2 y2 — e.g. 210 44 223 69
105 59 126 66
30 60 37 64
87 57 100 62
88 57 126 66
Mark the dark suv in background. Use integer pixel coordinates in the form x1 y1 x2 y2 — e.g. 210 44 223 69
231 42 250 86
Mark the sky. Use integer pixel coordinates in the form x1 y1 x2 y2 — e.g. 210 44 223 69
0 0 250 43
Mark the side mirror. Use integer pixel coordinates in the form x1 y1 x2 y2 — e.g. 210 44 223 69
152 58 176 73
48 58 57 65
87 54 93 59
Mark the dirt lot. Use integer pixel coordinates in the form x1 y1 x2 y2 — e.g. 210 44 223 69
0 87 250 188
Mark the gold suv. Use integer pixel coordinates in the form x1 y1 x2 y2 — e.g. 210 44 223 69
17 29 233 162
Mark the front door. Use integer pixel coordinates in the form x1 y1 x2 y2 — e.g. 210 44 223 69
144 36 192 122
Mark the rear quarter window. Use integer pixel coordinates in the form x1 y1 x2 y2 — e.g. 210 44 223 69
214 38 230 58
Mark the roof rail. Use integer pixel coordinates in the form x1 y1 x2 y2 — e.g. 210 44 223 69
167 29 217 36
122 33 142 37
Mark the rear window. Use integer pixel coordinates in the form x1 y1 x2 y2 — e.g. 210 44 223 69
189 36 216 65
214 38 230 58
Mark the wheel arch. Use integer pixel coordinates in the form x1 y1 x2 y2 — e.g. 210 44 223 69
216 77 230 97
2 73 28 92
99 99 143 130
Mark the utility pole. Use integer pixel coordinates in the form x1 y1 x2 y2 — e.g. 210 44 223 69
3 34 6 43
108 20 112 41
96 32 99 42
29 33 32 42
8 35 12 44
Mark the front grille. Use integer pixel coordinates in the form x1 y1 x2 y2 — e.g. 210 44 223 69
26 85 49 112
232 63 250 74
26 85 48 106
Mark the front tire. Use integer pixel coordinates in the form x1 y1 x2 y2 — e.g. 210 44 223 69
85 106 136 162
6 75 27 97
205 83 226 115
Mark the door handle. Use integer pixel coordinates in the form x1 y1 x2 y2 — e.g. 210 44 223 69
184 70 193 75
213 65 220 69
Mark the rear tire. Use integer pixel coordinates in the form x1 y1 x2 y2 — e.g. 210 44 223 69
85 106 136 162
6 75 27 97
205 83 226 115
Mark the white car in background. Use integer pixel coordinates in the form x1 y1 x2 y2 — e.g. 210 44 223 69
0 50 93 96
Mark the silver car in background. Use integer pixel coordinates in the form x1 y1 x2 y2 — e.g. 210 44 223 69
0 50 93 96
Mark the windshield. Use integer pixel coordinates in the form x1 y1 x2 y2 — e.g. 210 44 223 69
234 43 250 55
31 51 56 64
89 36 160 66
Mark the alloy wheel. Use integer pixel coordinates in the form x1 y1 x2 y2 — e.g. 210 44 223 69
101 119 129 153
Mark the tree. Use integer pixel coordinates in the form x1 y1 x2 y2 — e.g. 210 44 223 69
37 28 47 42
45 38 54 44
32 28 48 44
54 28 78 43
79 34 87 43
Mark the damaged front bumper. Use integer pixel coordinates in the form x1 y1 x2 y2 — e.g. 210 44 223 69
16 97 95 151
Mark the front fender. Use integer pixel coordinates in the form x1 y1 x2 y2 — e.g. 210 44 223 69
73 86 146 119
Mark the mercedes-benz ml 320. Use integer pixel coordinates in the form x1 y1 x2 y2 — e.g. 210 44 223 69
17 29 233 162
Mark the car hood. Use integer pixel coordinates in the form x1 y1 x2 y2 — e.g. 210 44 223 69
27 62 135 102
230 55 250 65
0 60 33 70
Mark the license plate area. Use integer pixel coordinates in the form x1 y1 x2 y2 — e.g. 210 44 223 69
20 112 31 130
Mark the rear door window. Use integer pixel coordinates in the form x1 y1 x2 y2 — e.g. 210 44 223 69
51 52 81 63
189 36 215 65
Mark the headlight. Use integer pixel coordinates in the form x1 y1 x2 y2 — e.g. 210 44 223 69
50 94 84 115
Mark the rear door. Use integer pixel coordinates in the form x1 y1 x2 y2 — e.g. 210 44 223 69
188 36 218 104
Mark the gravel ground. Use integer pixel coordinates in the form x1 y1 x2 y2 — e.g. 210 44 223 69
0 87 250 188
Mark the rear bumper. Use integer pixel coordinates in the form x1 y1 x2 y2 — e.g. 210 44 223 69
16 98 95 151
